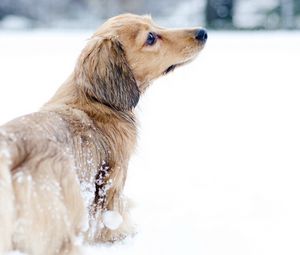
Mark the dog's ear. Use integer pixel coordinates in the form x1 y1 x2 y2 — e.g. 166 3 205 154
75 37 140 111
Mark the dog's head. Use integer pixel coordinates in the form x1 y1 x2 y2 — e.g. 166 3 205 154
75 13 207 111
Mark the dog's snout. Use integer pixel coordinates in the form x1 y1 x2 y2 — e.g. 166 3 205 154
195 29 208 43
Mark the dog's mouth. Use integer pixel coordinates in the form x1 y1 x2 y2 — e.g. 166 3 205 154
163 58 196 75
163 62 187 75
163 65 177 74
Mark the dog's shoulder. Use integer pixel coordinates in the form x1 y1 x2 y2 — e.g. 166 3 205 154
1 111 68 142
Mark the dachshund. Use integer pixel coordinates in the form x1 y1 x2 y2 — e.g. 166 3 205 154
0 13 207 255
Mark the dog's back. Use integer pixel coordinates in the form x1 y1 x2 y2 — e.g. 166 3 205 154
0 138 14 253
0 112 86 255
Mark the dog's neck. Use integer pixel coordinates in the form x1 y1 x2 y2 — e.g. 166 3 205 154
43 73 136 125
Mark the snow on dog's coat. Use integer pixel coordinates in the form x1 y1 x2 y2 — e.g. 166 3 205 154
0 14 206 254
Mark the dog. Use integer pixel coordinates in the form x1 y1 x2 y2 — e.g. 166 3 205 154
0 13 207 255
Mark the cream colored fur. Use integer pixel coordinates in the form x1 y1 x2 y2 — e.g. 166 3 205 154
0 13 205 254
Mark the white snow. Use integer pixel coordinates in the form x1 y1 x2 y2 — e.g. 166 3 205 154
1 30 300 255
102 210 123 230
5 251 26 255
0 147 10 161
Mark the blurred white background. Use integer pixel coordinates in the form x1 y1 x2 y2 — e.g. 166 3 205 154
0 0 299 29
1 1 300 254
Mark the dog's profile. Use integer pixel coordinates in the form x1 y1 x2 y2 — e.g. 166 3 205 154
0 14 207 255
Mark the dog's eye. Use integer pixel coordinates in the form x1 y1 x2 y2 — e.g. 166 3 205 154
146 32 157 46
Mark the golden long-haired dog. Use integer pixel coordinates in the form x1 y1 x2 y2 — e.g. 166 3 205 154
0 14 207 255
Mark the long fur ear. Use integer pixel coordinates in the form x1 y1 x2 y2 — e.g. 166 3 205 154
75 37 140 111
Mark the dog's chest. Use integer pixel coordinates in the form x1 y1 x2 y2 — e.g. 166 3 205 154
70 119 137 211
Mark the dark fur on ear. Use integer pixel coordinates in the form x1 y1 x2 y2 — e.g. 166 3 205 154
75 37 140 111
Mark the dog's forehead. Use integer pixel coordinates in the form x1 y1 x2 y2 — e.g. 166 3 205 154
112 13 152 22
94 14 154 39
106 14 153 30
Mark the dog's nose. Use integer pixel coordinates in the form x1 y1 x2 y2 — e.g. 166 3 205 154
195 29 208 43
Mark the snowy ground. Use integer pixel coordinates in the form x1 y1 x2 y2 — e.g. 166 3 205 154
0 30 300 255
